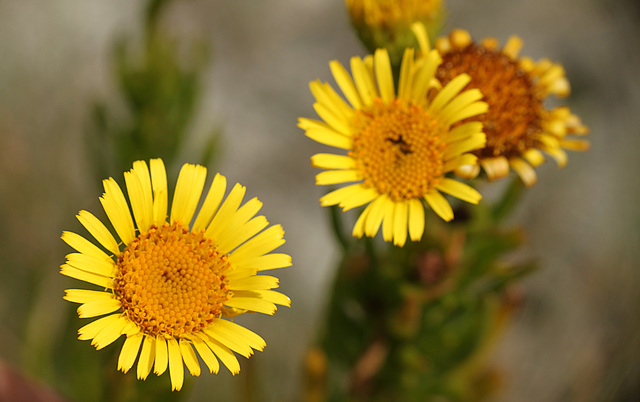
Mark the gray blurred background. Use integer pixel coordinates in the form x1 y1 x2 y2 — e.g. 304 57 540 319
0 0 638 401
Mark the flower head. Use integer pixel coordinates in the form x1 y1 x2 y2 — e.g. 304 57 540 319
300 24 487 247
61 159 291 391
435 29 589 186
346 0 444 66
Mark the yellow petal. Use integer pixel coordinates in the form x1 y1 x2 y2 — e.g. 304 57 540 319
210 197 262 245
64 289 114 304
65 252 115 277
503 36 523 59
351 56 378 107
393 201 409 247
60 265 113 289
234 253 292 272
352 202 372 239
319 183 365 207
137 336 156 380
448 122 484 143
91 315 127 350
61 231 112 261
124 161 153 233
315 170 363 185
204 325 253 358
229 275 279 291
167 338 184 391
191 336 219 374
76 210 119 255
425 191 454 222
410 50 441 104
374 49 395 104
217 216 269 256
339 186 379 211
77 314 120 340
192 173 227 233
510 157 538 187
480 157 510 181
364 195 388 238
179 339 201 377
77 298 122 318
381 200 396 243
522 148 546 167
444 154 478 173
439 89 484 125
100 178 135 246
118 333 143 374
443 133 486 160
329 60 363 110
309 80 354 122
410 22 431 52
435 178 482 204
230 225 285 264
203 337 240 375
313 102 352 136
311 153 356 170
150 159 168 225
304 128 353 150
170 164 207 226
224 298 276 315
212 319 266 352
397 48 415 101
429 74 471 113
408 199 425 241
154 337 169 375
445 101 488 125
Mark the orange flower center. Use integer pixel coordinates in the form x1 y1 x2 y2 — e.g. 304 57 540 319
114 222 231 338
351 98 447 201
436 43 544 159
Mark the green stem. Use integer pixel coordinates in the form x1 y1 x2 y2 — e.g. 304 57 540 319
327 205 351 252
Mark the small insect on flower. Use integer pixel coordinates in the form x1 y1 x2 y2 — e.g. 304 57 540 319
61 159 291 391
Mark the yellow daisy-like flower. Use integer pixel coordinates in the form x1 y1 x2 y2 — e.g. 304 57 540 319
299 24 488 247
61 159 291 391
434 29 590 186
345 0 444 65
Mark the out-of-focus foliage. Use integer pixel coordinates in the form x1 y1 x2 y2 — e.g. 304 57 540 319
89 0 219 179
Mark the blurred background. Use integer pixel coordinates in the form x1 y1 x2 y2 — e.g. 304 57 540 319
0 0 638 401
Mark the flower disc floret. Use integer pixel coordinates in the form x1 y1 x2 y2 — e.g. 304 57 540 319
115 222 231 339
352 99 448 201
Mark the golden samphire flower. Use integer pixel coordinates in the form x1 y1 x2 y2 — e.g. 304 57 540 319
61 159 291 391
345 0 444 66
435 29 589 186
299 24 488 247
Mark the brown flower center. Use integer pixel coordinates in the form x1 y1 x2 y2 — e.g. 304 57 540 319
436 43 544 159
115 222 231 338
351 98 447 201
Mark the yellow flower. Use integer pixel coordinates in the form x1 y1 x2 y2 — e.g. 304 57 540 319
61 159 291 391
299 24 487 247
434 29 589 186
346 0 444 66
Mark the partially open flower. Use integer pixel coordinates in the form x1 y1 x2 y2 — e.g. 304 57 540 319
435 29 589 186
345 0 444 66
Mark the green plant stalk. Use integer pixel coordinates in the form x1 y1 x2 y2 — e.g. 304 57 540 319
311 180 535 401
